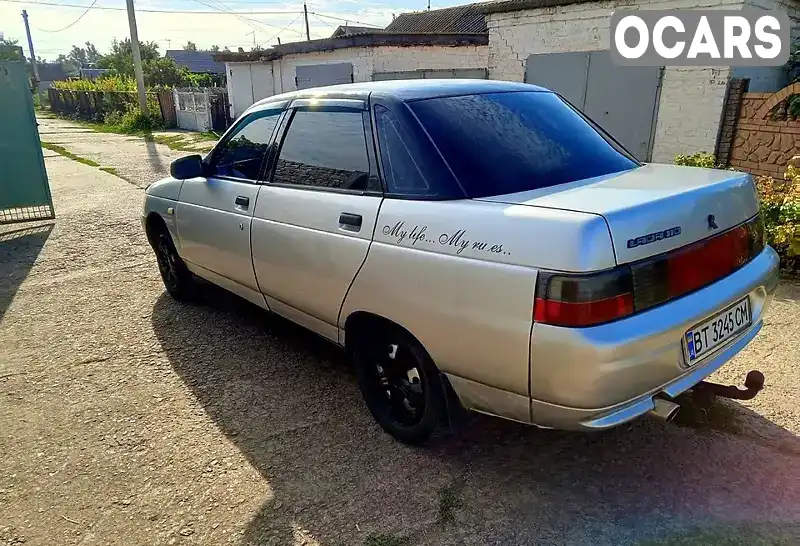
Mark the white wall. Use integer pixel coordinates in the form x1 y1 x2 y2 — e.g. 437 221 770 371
485 0 756 163
226 44 489 117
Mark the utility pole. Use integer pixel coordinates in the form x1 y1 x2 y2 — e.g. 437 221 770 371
303 2 310 41
21 10 40 86
246 31 255 48
427 0 431 11
124 0 147 114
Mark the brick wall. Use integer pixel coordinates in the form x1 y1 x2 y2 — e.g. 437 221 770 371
484 0 749 163
728 82 800 178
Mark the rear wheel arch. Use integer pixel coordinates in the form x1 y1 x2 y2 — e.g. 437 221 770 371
344 311 423 357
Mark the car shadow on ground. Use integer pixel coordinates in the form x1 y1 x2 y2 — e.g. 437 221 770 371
151 285 799 546
0 223 53 321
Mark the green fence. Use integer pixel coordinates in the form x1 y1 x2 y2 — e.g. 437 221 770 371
0 61 54 224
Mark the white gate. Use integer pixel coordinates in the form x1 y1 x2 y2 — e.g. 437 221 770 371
174 88 212 132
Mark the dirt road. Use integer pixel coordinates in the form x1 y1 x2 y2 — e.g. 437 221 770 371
1 117 798 545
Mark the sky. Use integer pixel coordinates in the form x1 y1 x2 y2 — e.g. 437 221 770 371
0 0 463 61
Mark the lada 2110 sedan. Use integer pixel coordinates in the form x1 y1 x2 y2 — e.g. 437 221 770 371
142 80 779 444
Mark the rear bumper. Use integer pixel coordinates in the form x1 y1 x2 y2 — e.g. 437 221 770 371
528 245 780 431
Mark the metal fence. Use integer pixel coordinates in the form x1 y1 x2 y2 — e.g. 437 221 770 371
174 87 230 132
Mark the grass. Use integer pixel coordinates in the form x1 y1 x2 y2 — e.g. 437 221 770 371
437 485 463 525
41 141 128 182
41 142 100 167
98 166 129 181
363 533 408 546
146 132 218 152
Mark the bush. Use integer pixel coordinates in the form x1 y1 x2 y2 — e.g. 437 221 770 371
674 152 719 169
756 157 800 273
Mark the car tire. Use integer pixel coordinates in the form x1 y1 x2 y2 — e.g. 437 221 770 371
352 325 448 445
152 225 195 301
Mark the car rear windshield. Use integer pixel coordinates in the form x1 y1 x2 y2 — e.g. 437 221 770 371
409 91 639 199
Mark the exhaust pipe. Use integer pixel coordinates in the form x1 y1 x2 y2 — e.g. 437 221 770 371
648 396 680 422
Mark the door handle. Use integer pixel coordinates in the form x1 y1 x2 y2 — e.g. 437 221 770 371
235 196 250 208
339 213 362 228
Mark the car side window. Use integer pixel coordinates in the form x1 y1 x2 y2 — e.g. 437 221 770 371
272 109 370 192
374 105 430 195
208 109 281 181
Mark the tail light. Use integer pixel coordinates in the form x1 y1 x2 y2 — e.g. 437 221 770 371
534 215 765 327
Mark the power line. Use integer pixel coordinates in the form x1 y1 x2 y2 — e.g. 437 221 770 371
0 0 302 15
258 13 302 47
310 13 334 30
187 0 305 35
32 0 98 33
308 12 382 28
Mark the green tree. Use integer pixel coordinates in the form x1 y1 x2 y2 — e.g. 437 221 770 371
183 41 197 52
98 38 160 74
0 38 24 62
65 41 102 68
210 44 220 53
143 56 188 87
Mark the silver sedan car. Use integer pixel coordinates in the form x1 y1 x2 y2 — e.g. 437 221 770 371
142 80 779 444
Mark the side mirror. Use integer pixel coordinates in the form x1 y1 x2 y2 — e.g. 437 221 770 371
170 155 204 179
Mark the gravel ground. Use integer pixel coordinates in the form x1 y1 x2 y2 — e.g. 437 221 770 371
0 118 798 546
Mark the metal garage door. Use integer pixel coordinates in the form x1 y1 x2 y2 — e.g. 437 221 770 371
525 52 661 161
373 68 488 81
228 64 254 120
295 63 353 90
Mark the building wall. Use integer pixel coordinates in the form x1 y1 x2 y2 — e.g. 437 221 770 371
485 0 757 163
226 44 488 117
277 44 488 92
734 0 800 92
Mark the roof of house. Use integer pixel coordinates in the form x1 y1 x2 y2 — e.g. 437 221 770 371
477 0 597 14
250 79 546 110
385 4 487 34
165 50 226 74
330 25 381 38
213 32 488 63
37 62 68 82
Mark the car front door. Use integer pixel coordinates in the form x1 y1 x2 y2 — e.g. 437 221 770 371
176 105 284 304
251 100 383 340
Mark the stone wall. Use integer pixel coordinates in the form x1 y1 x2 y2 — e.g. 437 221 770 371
728 82 800 178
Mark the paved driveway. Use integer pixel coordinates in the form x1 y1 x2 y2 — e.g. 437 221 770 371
1 119 798 546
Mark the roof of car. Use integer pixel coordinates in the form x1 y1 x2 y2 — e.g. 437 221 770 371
250 79 548 111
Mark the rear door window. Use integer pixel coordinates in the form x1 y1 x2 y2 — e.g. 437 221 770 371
272 109 370 192
409 91 639 198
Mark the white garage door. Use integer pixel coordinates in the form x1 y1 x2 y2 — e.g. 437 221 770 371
295 63 353 90
228 64 254 120
525 51 661 161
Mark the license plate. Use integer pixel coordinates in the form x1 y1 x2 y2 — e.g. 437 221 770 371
684 297 751 364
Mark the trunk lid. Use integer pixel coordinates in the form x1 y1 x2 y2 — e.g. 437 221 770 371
476 164 760 265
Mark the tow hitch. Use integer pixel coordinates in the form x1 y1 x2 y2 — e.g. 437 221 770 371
690 370 765 408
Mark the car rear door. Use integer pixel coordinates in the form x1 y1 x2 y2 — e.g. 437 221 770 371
251 98 383 340
175 105 283 301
